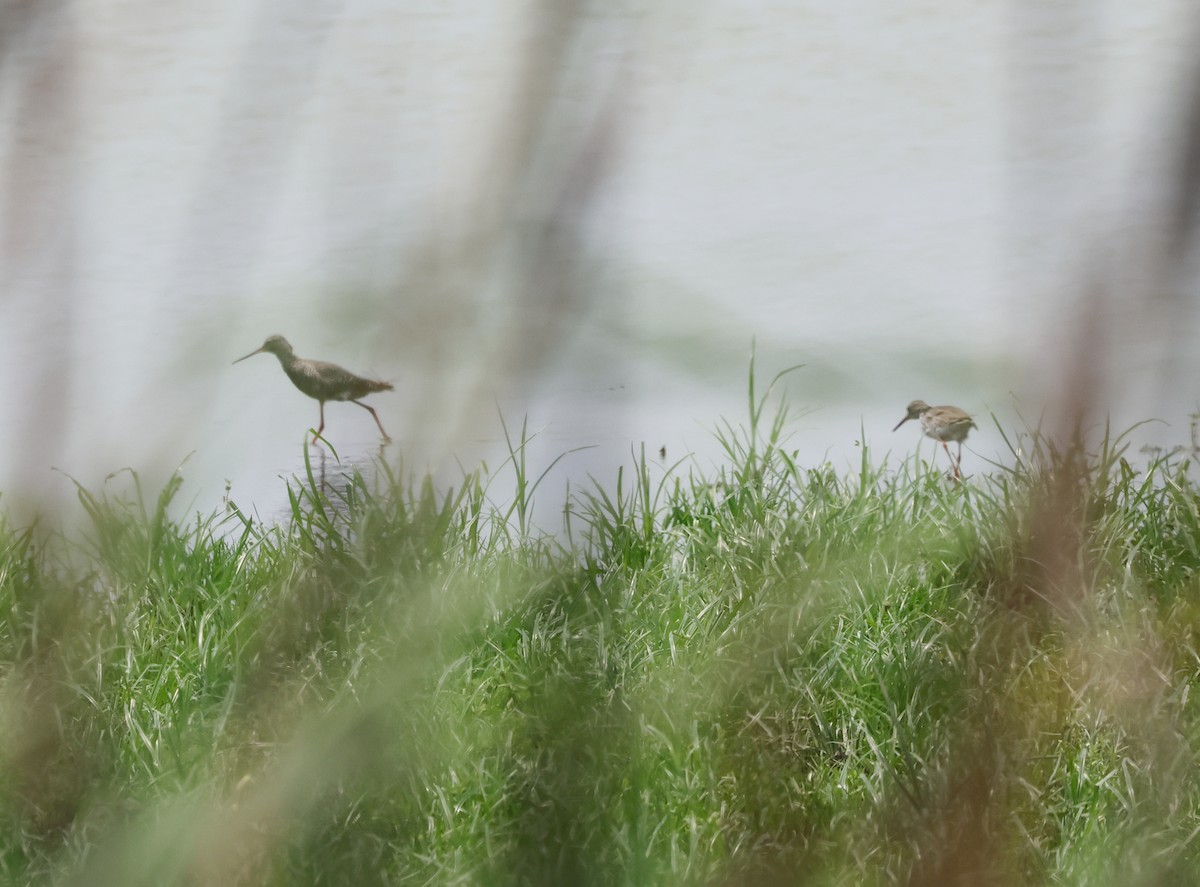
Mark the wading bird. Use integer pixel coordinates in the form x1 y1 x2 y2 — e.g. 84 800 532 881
234 335 393 442
893 400 976 479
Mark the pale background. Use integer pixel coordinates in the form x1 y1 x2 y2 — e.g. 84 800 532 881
1 0 1198 526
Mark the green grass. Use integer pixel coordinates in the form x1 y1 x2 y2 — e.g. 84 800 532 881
3 368 1200 885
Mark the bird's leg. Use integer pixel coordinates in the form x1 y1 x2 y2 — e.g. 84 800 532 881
313 401 326 442
956 441 965 479
352 399 391 441
941 441 955 479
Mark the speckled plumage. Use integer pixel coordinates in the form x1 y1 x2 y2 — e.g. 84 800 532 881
234 335 393 441
893 399 976 478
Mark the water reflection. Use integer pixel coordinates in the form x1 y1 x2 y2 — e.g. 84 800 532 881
256 437 394 535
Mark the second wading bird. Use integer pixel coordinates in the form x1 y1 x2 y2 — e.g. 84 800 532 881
893 399 976 479
234 335 393 442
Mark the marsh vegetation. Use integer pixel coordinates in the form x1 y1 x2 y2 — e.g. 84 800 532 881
3 369 1200 885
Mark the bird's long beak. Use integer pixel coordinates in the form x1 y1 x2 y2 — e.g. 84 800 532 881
232 346 264 365
892 416 910 432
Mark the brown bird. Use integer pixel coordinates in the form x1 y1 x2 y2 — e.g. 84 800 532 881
234 335 393 442
893 399 976 479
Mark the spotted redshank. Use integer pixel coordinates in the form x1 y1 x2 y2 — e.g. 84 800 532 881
893 399 976 479
234 335 393 442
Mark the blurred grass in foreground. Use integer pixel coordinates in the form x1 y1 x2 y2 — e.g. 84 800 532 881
2 367 1200 885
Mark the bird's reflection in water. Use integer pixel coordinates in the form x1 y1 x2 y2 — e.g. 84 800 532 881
286 437 392 529
315 443 328 493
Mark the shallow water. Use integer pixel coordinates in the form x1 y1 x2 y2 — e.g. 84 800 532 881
1 0 1197 529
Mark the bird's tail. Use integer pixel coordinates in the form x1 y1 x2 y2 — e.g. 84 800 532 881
368 379 395 393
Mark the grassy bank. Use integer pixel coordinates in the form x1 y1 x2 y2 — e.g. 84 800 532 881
2 373 1200 885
